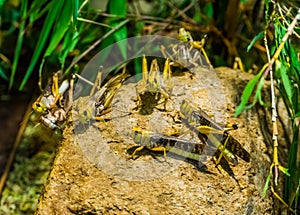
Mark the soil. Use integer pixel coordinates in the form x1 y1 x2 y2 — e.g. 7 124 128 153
36 67 275 214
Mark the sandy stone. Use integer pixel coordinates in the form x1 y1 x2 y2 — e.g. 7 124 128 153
36 66 275 214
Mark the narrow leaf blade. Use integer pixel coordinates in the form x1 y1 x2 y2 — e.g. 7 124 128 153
235 68 264 116
247 31 264 52
19 0 63 90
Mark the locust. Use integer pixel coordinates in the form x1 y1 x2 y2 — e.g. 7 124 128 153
160 28 211 71
178 28 211 66
32 72 72 130
73 67 130 125
130 127 206 161
135 55 173 112
179 99 250 166
32 72 70 114
94 67 130 118
130 127 235 173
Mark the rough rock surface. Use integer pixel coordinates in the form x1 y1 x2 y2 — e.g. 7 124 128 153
36 67 275 214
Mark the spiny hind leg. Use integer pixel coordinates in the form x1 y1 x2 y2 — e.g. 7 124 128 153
214 134 230 166
129 146 145 160
51 72 69 108
150 146 167 161
129 146 167 161
233 57 245 73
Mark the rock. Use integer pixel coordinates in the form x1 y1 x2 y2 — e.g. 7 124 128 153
36 66 275 214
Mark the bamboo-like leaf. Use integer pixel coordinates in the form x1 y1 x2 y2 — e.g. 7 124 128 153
9 0 27 90
134 57 142 76
284 123 299 206
108 0 127 59
234 68 264 117
27 0 49 16
28 1 52 25
279 62 294 107
44 0 74 57
247 31 264 52
72 0 79 26
19 0 63 90
256 77 265 106
59 29 79 68
290 45 300 71
99 35 114 65
274 22 288 58
289 44 300 83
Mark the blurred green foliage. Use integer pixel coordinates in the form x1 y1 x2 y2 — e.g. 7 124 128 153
234 1 300 213
1 0 276 91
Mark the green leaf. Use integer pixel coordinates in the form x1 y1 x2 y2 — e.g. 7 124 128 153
255 77 265 106
59 29 79 68
284 123 299 202
108 0 127 59
44 0 74 57
290 45 300 70
19 0 63 90
9 0 27 90
279 62 294 107
72 0 79 26
263 173 271 197
134 21 144 36
234 68 264 117
134 57 142 76
109 0 126 15
27 0 54 27
28 0 49 16
247 31 264 52
100 34 114 65
203 3 213 19
274 22 288 59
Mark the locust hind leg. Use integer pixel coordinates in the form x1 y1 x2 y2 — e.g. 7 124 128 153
160 45 172 59
213 154 235 178
162 58 173 111
214 133 231 166
129 146 145 160
196 126 238 166
149 147 167 161
190 35 212 66
129 146 167 161
233 57 245 73
51 72 69 109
